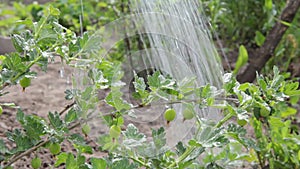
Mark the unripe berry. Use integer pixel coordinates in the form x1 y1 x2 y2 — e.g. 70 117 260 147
31 157 42 169
49 143 61 155
183 109 194 121
20 77 31 91
164 108 176 125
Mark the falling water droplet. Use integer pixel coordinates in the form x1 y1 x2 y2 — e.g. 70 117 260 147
66 76 70 85
60 67 64 78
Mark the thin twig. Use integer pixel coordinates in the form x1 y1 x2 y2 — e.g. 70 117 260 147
0 83 10 91
59 102 76 116
130 97 238 109
3 118 84 169
99 97 239 117
3 139 50 168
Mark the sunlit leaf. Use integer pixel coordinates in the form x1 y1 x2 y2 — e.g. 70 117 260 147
281 107 297 118
233 45 248 75
255 31 265 47
54 152 68 167
265 0 273 10
91 158 106 169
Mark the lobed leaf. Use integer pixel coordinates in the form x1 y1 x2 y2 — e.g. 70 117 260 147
233 45 248 75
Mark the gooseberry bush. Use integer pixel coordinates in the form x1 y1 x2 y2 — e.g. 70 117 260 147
0 4 300 169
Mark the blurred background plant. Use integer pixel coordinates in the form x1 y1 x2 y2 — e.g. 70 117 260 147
201 0 300 80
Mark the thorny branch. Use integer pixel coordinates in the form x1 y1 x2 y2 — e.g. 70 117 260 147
2 102 78 169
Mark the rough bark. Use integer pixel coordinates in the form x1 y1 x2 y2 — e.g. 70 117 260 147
237 0 300 83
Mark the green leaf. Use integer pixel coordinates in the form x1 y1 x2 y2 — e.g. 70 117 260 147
233 45 248 75
65 89 75 100
123 124 146 147
55 152 68 167
48 112 65 131
123 124 146 141
6 129 34 152
201 85 211 98
284 82 300 96
175 142 186 156
188 139 202 147
77 32 102 56
88 68 109 88
0 55 6 61
37 27 57 45
147 71 161 88
227 124 246 137
238 83 250 91
90 158 106 169
16 109 25 123
226 124 257 149
257 74 267 91
255 31 266 47
66 153 78 169
24 116 47 139
152 127 166 149
81 86 94 101
178 76 196 95
98 2 108 7
77 155 87 167
196 84 214 98
16 109 48 140
3 53 26 73
64 108 78 123
105 88 131 111
11 34 25 53
16 18 34 28
74 144 93 154
49 5 60 16
68 134 85 145
223 73 237 93
269 117 285 129
81 124 91 135
98 134 118 151
197 126 229 148
205 162 225 169
281 107 297 118
265 0 273 10
133 72 149 99
0 139 9 154
110 158 138 169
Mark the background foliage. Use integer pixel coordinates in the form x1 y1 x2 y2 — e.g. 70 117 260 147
0 0 299 169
